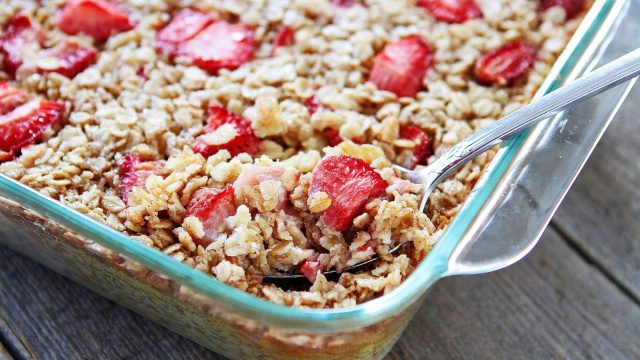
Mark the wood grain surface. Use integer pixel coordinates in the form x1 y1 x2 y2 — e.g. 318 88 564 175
2 33 640 360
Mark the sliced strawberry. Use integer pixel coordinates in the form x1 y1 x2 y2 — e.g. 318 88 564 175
357 242 375 254
539 0 585 19
368 35 434 98
136 66 147 81
271 26 295 55
176 21 255 74
417 0 482 23
398 125 432 169
0 100 64 162
475 40 536 86
305 96 320 115
118 154 163 203
156 8 213 57
309 155 388 231
0 14 44 78
322 128 365 146
0 82 28 114
186 187 236 247
58 0 136 42
193 105 260 158
299 257 322 283
234 164 295 209
355 242 376 262
36 41 97 79
323 128 343 147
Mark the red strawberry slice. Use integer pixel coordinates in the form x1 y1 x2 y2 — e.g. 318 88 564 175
398 125 432 169
36 41 97 79
0 14 44 78
299 257 322 283
539 0 585 19
309 155 388 231
323 128 343 147
193 105 260 158
417 0 482 23
156 8 213 56
271 26 295 55
176 21 255 73
322 128 364 147
0 100 64 162
475 40 536 86
354 242 376 262
58 0 136 42
118 154 163 203
0 82 28 114
186 187 236 247
368 35 434 98
304 96 320 115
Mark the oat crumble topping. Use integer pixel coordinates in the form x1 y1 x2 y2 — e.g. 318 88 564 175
0 0 584 308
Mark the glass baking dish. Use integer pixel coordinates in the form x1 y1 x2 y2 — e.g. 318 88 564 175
0 1 636 358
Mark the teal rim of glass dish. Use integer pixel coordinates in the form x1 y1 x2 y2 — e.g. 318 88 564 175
0 0 619 332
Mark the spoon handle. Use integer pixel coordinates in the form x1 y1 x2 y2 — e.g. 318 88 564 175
412 48 640 209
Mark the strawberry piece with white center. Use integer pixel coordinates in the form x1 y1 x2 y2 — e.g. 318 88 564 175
176 21 255 73
58 0 136 42
475 40 537 86
186 187 236 247
299 256 323 283
117 154 163 203
36 41 97 79
156 8 213 57
233 164 287 188
0 14 44 78
0 82 28 114
309 155 388 231
192 105 260 158
397 125 432 169
368 35 434 98
0 100 65 162
417 0 482 23
233 164 294 210
539 0 585 19
271 26 295 55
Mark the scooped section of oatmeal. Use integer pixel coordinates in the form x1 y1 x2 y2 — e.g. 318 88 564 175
0 0 584 308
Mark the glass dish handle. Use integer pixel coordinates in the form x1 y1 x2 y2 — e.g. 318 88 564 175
444 5 639 276
446 79 637 276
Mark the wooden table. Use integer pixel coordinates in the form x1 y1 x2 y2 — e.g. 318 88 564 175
1 88 639 359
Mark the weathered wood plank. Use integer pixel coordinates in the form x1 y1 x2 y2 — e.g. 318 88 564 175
552 83 640 301
0 247 224 360
391 228 640 360
2 227 639 359
0 313 38 360
0 342 13 360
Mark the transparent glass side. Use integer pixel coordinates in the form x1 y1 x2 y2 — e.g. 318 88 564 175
444 0 637 275
0 0 625 336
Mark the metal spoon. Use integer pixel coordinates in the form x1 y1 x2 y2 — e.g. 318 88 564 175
264 48 640 283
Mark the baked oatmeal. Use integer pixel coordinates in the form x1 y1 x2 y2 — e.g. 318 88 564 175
0 0 585 308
